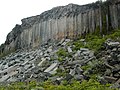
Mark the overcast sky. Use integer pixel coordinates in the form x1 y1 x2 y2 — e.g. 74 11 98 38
0 0 101 45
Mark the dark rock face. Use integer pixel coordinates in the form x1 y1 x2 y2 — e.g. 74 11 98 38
4 25 22 50
1 0 120 54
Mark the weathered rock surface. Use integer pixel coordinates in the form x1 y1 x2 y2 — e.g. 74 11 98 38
0 0 120 53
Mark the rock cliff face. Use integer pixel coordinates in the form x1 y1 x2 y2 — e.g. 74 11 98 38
1 0 120 54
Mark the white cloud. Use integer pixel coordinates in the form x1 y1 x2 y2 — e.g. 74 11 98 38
0 0 98 45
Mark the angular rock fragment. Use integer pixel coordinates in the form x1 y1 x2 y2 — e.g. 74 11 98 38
104 76 117 83
44 63 58 74
67 47 72 53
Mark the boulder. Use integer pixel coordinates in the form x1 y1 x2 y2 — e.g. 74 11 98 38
65 74 73 81
69 69 75 76
67 47 72 53
104 76 117 83
75 65 83 75
24 64 32 70
0 71 18 82
38 58 46 67
74 75 84 81
80 39 85 42
44 63 58 74
80 48 89 52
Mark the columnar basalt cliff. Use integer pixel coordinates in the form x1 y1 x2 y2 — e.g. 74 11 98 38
0 0 120 54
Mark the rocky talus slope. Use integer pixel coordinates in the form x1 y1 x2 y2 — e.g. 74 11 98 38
0 38 120 88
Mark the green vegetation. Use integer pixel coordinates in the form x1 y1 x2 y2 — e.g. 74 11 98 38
56 48 72 62
0 79 117 90
73 29 120 53
57 48 67 57
73 41 84 50
55 68 67 77
81 59 106 79
56 48 67 62
73 34 105 53
85 35 105 52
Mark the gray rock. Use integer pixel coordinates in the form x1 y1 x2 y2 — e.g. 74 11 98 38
110 83 120 89
67 47 72 53
49 76 59 82
24 64 32 70
56 77 63 81
46 57 51 60
44 63 58 74
80 48 89 52
74 50 81 57
98 76 107 84
83 56 89 60
80 39 85 42
7 77 17 82
65 74 73 81
61 42 67 46
40 52 43 56
68 57 94 65
49 67 58 75
18 67 25 73
0 65 18 76
112 48 117 52
74 75 84 81
46 47 53 53
0 71 18 82
113 73 120 78
107 42 119 47
75 65 83 75
89 51 94 58
4 63 8 69
104 76 117 83
105 69 111 76
0 75 10 82
15 59 21 63
38 58 46 67
44 53 49 57
117 54 120 59
65 39 71 42
118 48 120 52
21 60 29 66
69 69 75 76
59 38 65 45
82 51 90 56
8 60 16 66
